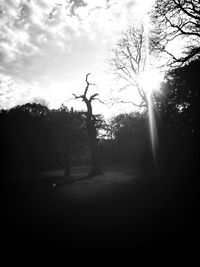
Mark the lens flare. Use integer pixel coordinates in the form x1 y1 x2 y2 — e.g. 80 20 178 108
141 12 160 163
147 93 158 162
139 69 162 95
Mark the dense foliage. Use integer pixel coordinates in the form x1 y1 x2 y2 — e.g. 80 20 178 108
101 112 152 166
156 58 200 184
0 59 199 183
0 104 88 172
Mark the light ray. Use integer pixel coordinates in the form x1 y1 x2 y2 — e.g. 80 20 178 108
142 12 159 163
147 93 158 162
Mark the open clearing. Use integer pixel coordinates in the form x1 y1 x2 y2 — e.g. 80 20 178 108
2 166 197 259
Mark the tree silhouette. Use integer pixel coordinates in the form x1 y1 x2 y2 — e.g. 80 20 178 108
0 103 51 172
104 112 149 165
152 0 200 65
110 23 161 167
73 73 103 176
48 105 86 177
110 24 152 109
156 58 200 184
0 102 88 173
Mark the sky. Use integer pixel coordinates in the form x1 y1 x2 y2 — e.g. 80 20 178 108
0 0 156 118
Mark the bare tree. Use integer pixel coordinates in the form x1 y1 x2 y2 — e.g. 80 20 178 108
110 23 162 165
110 24 151 109
73 73 103 176
152 0 200 65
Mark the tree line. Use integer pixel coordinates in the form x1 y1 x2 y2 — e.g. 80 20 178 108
0 0 199 183
1 57 199 183
0 101 150 175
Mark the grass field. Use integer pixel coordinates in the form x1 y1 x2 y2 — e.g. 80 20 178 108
2 166 198 262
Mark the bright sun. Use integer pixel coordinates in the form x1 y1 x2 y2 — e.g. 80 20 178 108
139 69 163 95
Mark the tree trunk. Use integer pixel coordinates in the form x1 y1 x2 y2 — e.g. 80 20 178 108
86 115 103 176
73 73 103 177
89 137 102 176
64 145 71 178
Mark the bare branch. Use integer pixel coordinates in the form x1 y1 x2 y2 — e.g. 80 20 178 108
110 24 151 108
89 93 99 102
110 96 145 108
152 0 200 64
73 73 104 108
84 73 91 97
93 98 105 104
72 93 83 100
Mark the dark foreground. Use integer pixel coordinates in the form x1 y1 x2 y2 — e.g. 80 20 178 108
2 167 199 263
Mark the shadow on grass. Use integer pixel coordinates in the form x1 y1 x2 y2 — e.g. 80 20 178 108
2 165 198 261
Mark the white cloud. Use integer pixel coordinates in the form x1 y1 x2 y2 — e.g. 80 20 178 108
0 0 156 116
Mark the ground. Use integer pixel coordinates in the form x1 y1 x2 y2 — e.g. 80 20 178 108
2 166 199 262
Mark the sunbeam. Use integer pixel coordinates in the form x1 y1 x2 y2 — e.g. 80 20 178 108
147 93 158 162
141 11 160 163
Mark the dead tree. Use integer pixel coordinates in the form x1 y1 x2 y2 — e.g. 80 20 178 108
73 73 103 176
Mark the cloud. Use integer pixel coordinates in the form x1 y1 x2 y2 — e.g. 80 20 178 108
0 0 151 114
0 0 139 69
